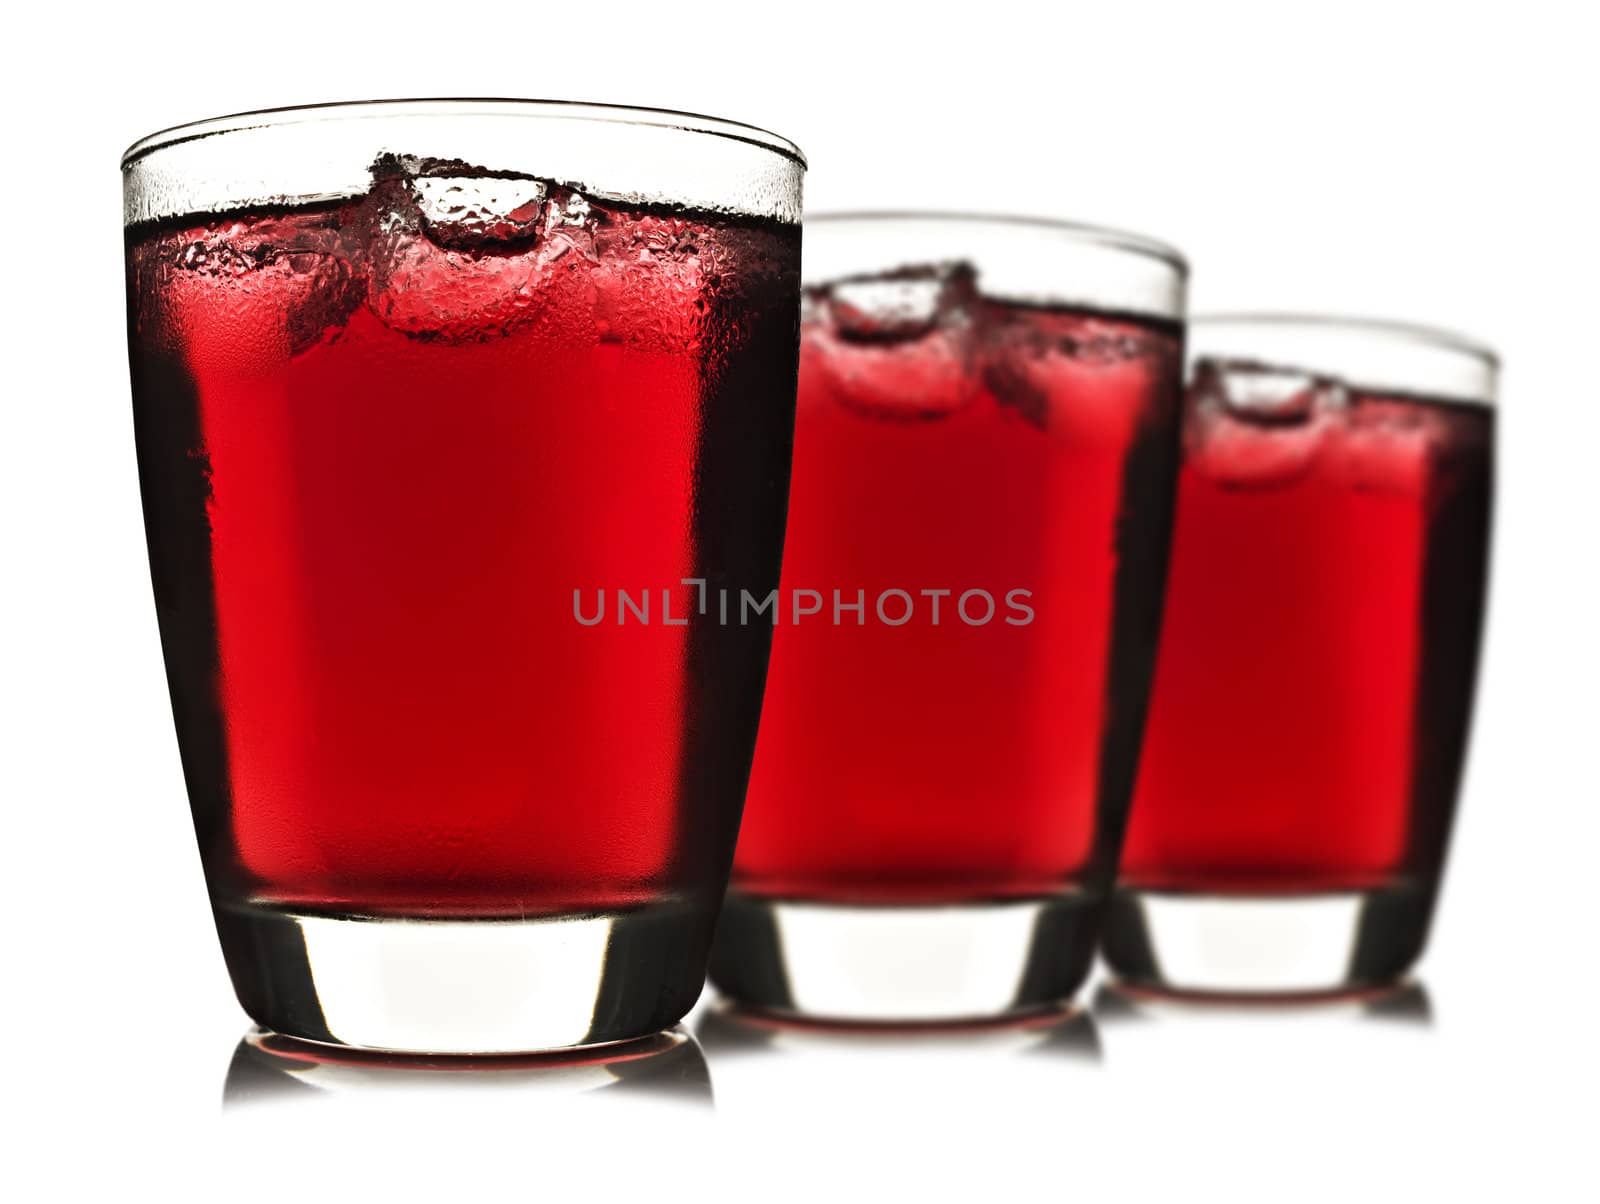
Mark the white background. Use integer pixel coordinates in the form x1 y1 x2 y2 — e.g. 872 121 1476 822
4 1 1597 1198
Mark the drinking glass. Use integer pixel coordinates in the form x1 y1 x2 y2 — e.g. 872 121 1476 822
1109 316 1496 995
123 100 804 1052
709 213 1188 1020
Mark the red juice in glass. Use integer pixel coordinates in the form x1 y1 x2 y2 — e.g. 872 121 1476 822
124 103 804 1052
709 215 1187 1021
1107 320 1495 996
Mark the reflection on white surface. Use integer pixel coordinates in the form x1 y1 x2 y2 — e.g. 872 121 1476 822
223 1024 713 1111
58 965 1577 1202
696 999 1103 1063
693 997 1105 1141
693 974 1465 1191
1087 978 1439 1092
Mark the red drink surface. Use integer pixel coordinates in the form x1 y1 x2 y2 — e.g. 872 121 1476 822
126 165 799 916
1120 363 1493 892
732 269 1183 902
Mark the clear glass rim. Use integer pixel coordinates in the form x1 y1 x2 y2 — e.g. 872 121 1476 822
1196 312 1499 369
120 97 807 171
806 210 1189 278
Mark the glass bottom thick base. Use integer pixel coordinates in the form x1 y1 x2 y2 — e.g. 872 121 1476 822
213 897 711 1054
1101 885 1434 998
706 890 1099 1023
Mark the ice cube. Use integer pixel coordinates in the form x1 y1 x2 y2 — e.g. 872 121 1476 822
356 154 628 344
584 212 714 353
799 285 828 327
806 264 981 419
1336 396 1452 495
828 264 974 344
1183 359 1349 488
981 336 1050 428
1213 362 1344 425
980 311 1169 433
409 175 548 248
169 213 365 356
360 158 751 350
361 168 569 343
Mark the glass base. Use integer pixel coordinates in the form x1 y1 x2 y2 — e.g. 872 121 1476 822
213 897 711 1054
706 890 1098 1022
1101 885 1433 998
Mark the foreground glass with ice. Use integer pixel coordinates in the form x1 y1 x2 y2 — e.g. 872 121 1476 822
123 101 804 1052
709 215 1187 1020
1109 317 1495 995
